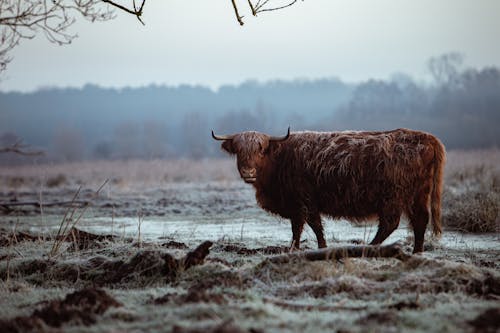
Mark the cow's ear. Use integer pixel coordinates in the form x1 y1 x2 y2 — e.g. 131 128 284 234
221 140 235 154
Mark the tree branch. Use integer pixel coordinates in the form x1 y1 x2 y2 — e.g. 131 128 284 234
234 0 302 25
0 141 44 156
0 0 303 73
266 243 412 264
101 0 145 25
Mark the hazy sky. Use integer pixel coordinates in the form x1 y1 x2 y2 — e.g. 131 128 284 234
1 0 500 92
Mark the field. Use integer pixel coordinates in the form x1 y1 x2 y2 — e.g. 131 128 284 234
0 151 499 333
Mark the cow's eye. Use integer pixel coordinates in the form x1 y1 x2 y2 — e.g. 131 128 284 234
258 143 267 154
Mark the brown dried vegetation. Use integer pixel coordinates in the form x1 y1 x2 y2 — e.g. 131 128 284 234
0 236 213 287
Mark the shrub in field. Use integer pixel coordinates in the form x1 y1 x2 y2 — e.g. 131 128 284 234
46 174 68 188
443 153 500 233
442 189 499 233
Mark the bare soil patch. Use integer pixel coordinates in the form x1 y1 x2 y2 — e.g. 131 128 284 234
0 288 121 332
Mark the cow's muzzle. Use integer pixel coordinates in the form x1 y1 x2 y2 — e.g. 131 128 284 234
240 167 257 183
243 177 257 184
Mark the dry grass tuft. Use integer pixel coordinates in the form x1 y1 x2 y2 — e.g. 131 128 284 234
443 150 500 233
46 174 68 188
443 190 499 233
400 258 500 295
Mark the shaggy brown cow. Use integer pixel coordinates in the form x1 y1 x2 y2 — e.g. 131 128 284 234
212 128 445 253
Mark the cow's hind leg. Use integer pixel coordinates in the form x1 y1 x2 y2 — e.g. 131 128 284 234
307 212 327 248
409 201 430 254
370 209 401 246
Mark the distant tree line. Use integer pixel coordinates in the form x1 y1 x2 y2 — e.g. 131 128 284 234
327 54 500 149
1 54 499 164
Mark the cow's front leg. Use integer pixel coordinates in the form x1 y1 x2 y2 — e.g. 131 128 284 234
290 216 305 250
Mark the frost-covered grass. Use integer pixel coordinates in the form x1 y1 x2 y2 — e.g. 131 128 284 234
2 150 499 233
0 158 239 189
0 234 498 333
0 151 499 332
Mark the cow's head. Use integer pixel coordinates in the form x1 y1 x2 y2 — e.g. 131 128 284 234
212 128 290 184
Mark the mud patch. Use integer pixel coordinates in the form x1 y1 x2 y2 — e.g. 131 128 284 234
153 288 227 305
187 269 248 290
0 228 40 246
0 288 121 332
358 311 398 325
0 227 116 250
172 320 262 333
161 240 189 249
67 227 117 250
468 307 500 333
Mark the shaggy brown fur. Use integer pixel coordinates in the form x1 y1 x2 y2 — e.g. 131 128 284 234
215 128 446 253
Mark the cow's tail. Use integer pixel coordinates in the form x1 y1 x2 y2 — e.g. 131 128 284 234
430 138 446 238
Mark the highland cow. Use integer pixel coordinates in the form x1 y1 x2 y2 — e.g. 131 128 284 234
212 128 446 253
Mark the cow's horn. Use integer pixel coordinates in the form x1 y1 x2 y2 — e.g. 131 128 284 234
269 127 291 141
211 131 234 141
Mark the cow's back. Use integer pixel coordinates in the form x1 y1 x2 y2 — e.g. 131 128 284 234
267 128 442 220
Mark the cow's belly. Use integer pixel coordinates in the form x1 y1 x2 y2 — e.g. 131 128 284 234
320 203 379 220
316 184 386 219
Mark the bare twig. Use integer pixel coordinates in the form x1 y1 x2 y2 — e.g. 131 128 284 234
50 185 82 257
231 0 244 25
49 179 109 257
253 0 299 13
137 209 143 248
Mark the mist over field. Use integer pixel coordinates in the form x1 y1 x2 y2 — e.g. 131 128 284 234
1 55 499 164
